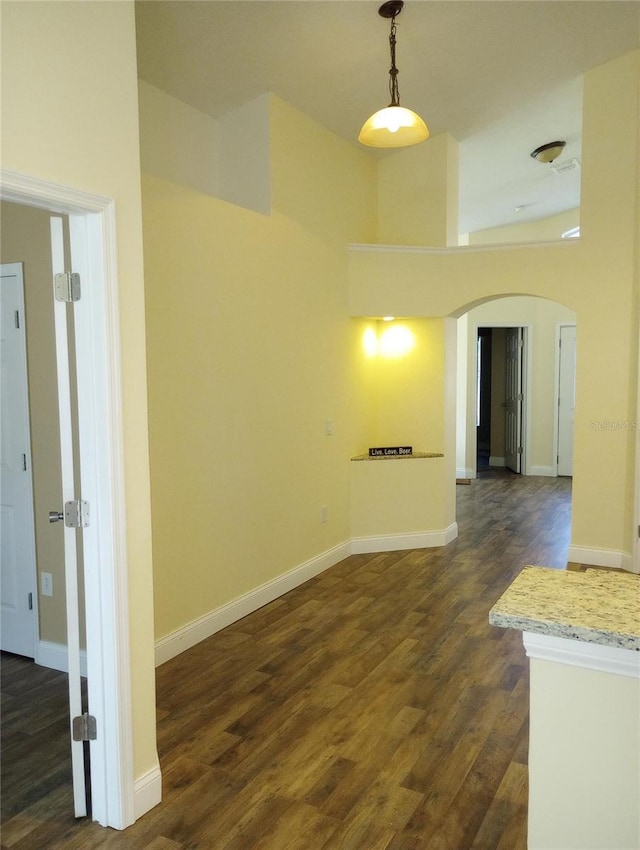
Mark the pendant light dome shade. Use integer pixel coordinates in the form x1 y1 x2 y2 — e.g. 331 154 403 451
358 105 429 148
359 1 429 149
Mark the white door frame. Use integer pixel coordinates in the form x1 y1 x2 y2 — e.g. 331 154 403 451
0 169 135 828
470 322 532 476
554 323 577 477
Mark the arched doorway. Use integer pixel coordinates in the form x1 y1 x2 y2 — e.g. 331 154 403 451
454 295 576 481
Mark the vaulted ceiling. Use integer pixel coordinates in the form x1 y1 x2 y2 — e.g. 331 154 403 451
135 1 640 235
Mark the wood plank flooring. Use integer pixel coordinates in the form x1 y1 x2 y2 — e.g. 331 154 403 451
1 474 572 849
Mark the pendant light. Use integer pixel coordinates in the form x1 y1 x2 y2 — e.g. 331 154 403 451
359 0 429 149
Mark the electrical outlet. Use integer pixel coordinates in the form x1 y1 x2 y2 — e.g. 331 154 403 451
41 572 53 597
320 505 328 523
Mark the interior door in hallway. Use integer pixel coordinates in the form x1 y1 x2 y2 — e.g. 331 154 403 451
557 325 576 476
0 263 38 658
504 327 525 473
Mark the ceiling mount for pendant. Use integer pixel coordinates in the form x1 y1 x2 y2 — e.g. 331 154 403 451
378 0 404 20
358 0 429 149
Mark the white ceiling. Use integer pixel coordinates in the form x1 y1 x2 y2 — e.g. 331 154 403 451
135 0 640 235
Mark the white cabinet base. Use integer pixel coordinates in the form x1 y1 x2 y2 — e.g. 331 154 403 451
524 631 640 850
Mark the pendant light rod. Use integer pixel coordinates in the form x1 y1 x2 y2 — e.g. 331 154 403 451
358 0 429 149
381 0 404 107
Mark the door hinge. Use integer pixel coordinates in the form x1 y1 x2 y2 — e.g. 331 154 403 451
72 713 97 742
22 453 27 471
517 447 523 454
28 592 33 611
54 272 81 302
15 310 20 329
64 499 90 528
637 524 640 539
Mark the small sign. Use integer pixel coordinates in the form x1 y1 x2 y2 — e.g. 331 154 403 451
368 446 413 457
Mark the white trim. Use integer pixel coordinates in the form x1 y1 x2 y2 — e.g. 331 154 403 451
155 542 351 666
133 762 162 821
350 523 458 555
555 323 577 478
488 456 505 468
0 169 137 829
348 240 581 256
156 526 460 666
70 209 135 829
36 640 88 678
620 551 635 574
529 465 556 477
567 545 627 570
523 631 640 679
456 467 475 479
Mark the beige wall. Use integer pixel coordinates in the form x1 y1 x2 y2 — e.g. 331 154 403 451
350 317 456 541
377 133 459 247
349 51 640 562
140 91 378 639
1 0 157 780
359 318 447 451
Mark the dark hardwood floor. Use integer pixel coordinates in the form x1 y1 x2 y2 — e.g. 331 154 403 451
1 474 572 849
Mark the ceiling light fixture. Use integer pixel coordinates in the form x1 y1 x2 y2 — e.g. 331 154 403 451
530 140 566 163
358 0 429 148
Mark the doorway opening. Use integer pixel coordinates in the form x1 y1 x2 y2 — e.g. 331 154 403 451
476 326 526 475
0 169 139 829
457 296 576 482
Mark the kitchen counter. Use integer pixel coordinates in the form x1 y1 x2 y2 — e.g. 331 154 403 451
489 565 640 849
489 564 640 651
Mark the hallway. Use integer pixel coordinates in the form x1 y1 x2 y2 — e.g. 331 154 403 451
1 475 571 849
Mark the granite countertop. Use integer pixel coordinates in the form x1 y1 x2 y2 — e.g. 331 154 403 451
489 565 640 651
351 451 444 461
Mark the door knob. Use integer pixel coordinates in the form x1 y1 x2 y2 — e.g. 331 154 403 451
49 510 64 523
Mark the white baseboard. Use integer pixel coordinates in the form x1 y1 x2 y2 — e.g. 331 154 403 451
456 467 475 479
350 523 458 554
529 465 556 477
489 456 505 467
36 640 88 677
568 545 629 570
134 761 162 820
155 541 351 666
620 552 637 573
155 526 460 666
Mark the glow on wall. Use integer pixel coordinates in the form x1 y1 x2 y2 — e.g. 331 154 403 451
362 322 416 358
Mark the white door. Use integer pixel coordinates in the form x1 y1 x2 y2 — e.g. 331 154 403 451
504 327 524 474
0 263 38 657
558 325 576 476
49 216 89 818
